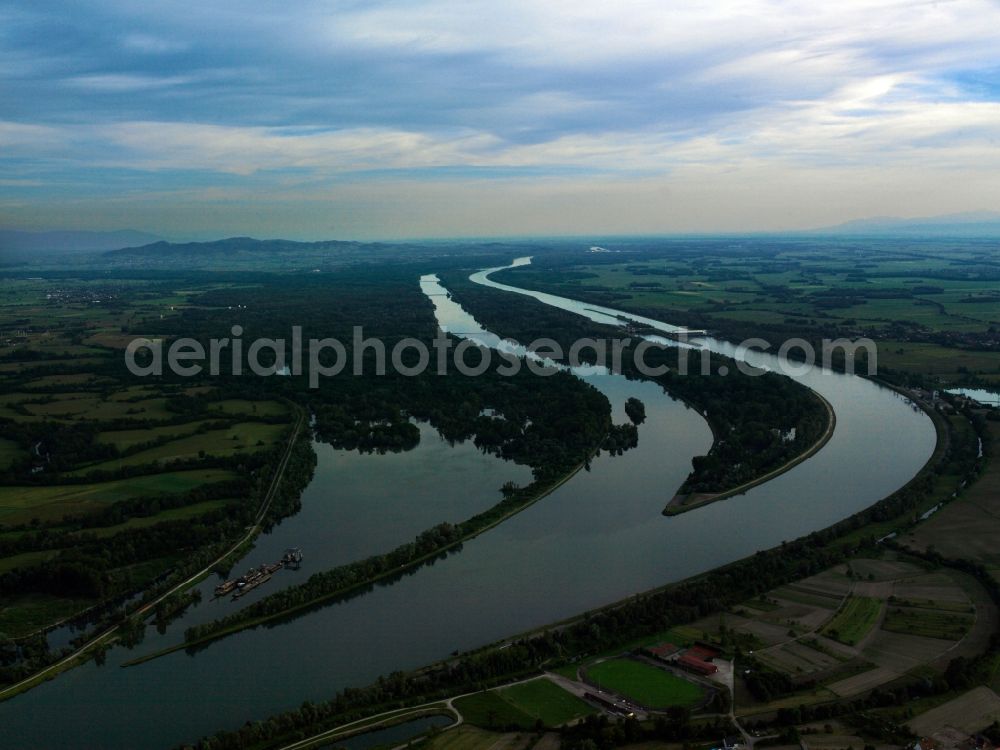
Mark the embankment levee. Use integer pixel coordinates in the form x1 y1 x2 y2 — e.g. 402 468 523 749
664 389 837 516
121 434 605 667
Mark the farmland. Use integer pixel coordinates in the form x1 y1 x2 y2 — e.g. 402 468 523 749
674 554 994 717
821 596 882 646
0 469 238 525
0 440 25 471
68 421 288 476
882 604 973 640
0 275 297 646
493 239 1000 385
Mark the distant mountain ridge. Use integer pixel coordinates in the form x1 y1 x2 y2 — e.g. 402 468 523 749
107 236 364 257
815 211 1000 237
0 228 164 256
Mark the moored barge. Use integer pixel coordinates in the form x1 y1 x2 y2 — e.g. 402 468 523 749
213 550 303 598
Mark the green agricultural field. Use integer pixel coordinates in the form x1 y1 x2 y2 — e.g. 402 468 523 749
422 726 521 750
21 394 102 417
111 553 184 588
883 606 974 640
821 596 883 646
452 691 533 730
0 469 238 525
0 276 306 639
876 341 1000 379
210 399 289 418
0 593 95 638
890 597 973 613
585 658 704 709
497 679 594 726
22 395 174 422
23 373 103 388
96 420 220 451
0 438 25 470
70 422 287 476
66 499 235 539
741 596 781 612
771 585 840 609
0 549 60 575
104 385 163 402
506 245 1000 383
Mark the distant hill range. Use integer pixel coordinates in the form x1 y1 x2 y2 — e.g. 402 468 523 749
107 236 364 258
815 212 1000 237
0 229 164 257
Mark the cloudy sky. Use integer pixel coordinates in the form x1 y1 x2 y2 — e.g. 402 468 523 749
2 0 999 239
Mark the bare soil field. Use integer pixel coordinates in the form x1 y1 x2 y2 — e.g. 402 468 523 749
908 686 1000 736
772 585 842 610
862 630 955 672
893 575 976 606
853 580 894 598
812 635 859 660
757 602 832 632
803 734 868 750
728 615 793 647
827 666 900 698
758 641 841 676
799 568 854 595
929 571 999 666
849 558 924 582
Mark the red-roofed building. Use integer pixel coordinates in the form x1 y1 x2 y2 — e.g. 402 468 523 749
644 642 680 661
678 653 718 675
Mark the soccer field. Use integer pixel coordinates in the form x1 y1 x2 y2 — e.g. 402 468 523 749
585 659 704 709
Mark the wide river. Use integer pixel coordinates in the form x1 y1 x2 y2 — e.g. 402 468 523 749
0 260 935 749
